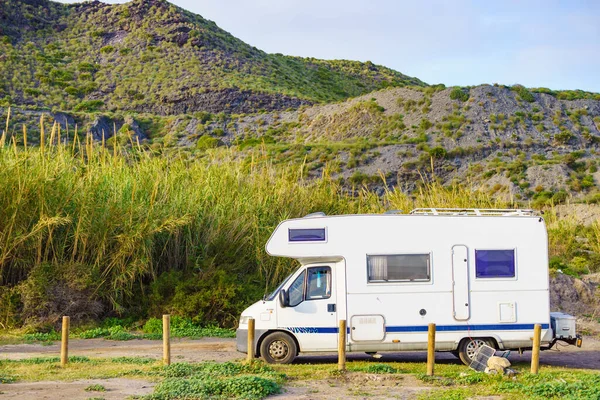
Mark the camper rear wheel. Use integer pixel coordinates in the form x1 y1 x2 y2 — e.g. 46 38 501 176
458 337 495 365
260 332 297 364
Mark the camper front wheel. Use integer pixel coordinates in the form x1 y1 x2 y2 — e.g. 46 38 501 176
458 337 495 365
260 332 297 364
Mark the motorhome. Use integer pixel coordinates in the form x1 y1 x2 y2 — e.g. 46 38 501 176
236 209 582 365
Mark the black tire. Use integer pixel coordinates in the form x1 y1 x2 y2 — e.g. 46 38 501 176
260 332 297 364
458 337 495 366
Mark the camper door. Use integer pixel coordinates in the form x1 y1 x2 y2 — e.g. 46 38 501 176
277 264 338 351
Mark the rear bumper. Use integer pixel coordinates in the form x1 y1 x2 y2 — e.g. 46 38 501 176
236 328 268 354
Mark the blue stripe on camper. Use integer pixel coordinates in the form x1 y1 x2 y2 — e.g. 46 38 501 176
386 323 550 333
285 327 338 334
285 323 549 334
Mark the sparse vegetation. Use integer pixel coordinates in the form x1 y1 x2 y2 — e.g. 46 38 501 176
449 87 469 102
513 84 535 102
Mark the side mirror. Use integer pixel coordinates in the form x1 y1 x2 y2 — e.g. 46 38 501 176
279 289 289 308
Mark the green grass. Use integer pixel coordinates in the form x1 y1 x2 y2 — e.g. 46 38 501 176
1 356 598 399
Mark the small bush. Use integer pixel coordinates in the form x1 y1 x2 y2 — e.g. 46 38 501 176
73 100 104 112
196 135 220 150
428 146 447 159
513 85 535 102
143 317 162 334
449 88 469 102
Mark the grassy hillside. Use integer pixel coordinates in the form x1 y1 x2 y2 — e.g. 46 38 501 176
0 0 423 114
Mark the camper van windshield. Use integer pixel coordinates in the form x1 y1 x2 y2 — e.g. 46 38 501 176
266 273 293 301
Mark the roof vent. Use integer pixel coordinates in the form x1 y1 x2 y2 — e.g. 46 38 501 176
303 212 326 218
384 210 403 214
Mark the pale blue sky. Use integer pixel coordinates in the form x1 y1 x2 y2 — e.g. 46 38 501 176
56 0 600 92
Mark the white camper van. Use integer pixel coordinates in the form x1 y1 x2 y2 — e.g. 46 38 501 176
236 209 582 365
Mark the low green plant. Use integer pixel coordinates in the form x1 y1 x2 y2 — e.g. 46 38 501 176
0 375 16 383
110 357 156 364
78 328 110 339
152 375 280 400
361 363 397 374
85 384 106 392
22 331 60 342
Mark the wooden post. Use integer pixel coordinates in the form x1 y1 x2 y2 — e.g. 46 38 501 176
247 318 255 363
60 316 69 367
338 319 346 371
426 323 436 376
163 314 171 365
531 323 542 374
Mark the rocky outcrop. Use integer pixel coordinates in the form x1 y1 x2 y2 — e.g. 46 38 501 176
550 272 599 316
88 115 147 142
88 115 114 141
132 88 312 116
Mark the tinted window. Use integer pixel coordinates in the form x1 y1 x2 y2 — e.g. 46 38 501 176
288 271 305 306
306 267 331 300
367 254 430 282
289 228 326 242
475 250 515 278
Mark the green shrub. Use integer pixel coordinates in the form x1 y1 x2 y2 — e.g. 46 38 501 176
77 62 99 73
512 85 535 102
449 87 469 102
419 119 433 130
196 135 220 150
73 100 104 112
428 146 447 159
143 317 163 334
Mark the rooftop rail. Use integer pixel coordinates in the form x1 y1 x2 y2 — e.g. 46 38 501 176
409 208 537 216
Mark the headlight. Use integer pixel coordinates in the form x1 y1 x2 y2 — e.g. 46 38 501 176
239 316 250 325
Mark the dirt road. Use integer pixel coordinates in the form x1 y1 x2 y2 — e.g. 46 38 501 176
1 336 599 368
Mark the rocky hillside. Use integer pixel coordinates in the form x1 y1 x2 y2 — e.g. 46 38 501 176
0 0 422 114
6 82 600 204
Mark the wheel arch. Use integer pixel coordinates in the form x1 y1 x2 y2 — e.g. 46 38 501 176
456 335 502 351
256 329 300 357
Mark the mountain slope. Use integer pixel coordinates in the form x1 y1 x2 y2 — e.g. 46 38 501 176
0 0 424 114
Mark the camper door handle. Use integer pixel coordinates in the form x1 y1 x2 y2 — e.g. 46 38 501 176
327 304 336 312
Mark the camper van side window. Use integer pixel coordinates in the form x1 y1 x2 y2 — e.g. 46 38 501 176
306 267 331 300
475 249 516 278
367 254 430 282
288 271 306 307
